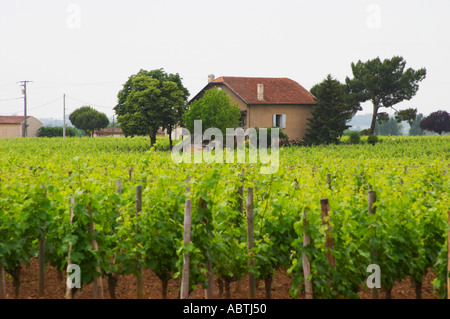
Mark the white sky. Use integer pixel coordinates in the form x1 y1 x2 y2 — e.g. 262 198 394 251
1 0 449 120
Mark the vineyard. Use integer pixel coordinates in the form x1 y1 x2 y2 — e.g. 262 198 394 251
0 136 449 299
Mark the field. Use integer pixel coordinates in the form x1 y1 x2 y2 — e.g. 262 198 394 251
0 135 449 299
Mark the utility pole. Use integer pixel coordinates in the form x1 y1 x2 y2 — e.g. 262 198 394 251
17 80 32 137
63 93 66 139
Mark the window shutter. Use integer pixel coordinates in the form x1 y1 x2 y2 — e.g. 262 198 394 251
273 114 277 127
281 114 286 129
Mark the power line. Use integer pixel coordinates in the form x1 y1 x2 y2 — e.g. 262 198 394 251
33 80 123 89
28 96 62 111
0 97 23 102
65 95 114 109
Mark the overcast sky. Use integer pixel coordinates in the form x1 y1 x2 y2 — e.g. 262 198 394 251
1 0 449 120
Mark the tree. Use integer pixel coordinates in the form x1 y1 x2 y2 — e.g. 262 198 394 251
395 108 417 126
304 74 361 145
375 116 403 136
115 68 189 147
346 56 426 135
409 113 424 136
420 110 450 135
69 106 109 137
183 87 241 137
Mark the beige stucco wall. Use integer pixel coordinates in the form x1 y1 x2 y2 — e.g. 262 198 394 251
248 104 314 140
0 117 43 138
0 124 21 138
192 84 314 140
27 117 43 137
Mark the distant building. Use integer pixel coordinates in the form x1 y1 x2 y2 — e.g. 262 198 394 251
189 75 317 140
0 116 43 138
94 127 124 137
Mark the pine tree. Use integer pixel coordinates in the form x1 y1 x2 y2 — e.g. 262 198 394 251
305 75 360 145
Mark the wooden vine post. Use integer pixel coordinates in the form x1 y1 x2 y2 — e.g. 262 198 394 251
88 198 104 299
65 197 76 299
180 198 192 299
38 185 47 297
0 179 4 299
135 185 144 299
246 187 256 299
235 168 245 294
199 197 214 299
447 209 450 300
0 265 5 299
320 198 335 268
302 210 313 299
368 187 378 299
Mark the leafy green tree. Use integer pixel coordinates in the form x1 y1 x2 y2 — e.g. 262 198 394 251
420 110 450 135
409 113 424 136
183 87 241 136
395 108 417 126
304 74 361 145
115 69 189 147
346 56 426 135
375 116 403 136
69 106 109 137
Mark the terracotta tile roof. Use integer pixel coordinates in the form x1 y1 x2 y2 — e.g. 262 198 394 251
95 127 123 135
212 76 316 105
0 116 30 124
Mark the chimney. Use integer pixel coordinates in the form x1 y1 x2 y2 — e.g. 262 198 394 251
257 83 264 101
208 74 215 83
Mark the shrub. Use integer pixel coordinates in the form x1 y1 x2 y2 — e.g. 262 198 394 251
367 134 378 146
348 131 361 144
38 126 80 137
254 127 289 147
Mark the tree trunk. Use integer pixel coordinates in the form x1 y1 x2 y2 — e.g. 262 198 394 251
168 127 173 150
107 273 119 299
224 277 232 299
150 134 157 146
413 279 422 299
369 102 379 135
264 275 273 299
9 267 21 299
161 277 169 299
218 279 224 297
385 286 392 299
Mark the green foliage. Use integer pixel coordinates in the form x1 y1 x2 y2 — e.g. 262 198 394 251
38 126 81 137
115 68 189 147
0 136 448 298
409 113 424 136
367 134 378 145
305 75 361 145
420 110 450 135
69 106 109 137
375 117 403 136
254 127 289 147
183 88 241 136
348 131 361 144
346 56 426 135
395 108 417 126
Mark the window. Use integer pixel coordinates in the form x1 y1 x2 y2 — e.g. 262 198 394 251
240 111 247 127
273 114 286 129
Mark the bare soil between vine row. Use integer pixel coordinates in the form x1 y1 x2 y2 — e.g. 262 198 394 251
2 258 440 299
